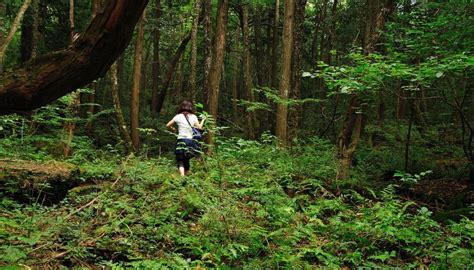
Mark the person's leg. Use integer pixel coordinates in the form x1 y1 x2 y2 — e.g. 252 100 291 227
184 158 191 175
176 157 186 177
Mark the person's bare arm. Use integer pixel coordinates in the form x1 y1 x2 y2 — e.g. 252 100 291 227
166 119 176 133
195 116 206 129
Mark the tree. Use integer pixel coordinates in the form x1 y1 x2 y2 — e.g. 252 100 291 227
150 0 162 113
241 4 257 139
0 0 149 115
207 0 229 146
276 0 295 146
110 61 132 153
189 0 201 103
336 0 394 179
202 0 213 108
154 32 191 113
131 11 147 153
0 0 32 68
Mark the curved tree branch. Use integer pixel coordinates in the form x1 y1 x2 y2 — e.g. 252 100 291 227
0 0 149 115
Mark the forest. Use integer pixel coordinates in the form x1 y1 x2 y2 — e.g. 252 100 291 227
0 0 473 268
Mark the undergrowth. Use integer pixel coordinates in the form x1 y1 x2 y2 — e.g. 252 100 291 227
0 137 473 269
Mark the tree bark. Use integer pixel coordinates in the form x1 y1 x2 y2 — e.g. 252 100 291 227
85 0 103 133
130 12 146 153
336 0 394 179
276 0 295 147
202 0 213 108
62 0 80 157
189 0 201 104
270 0 280 89
0 0 32 67
69 0 75 41
20 0 39 63
253 4 264 87
0 0 149 115
150 0 162 113
207 0 229 146
0 2 5 70
241 5 257 139
288 0 306 142
110 62 132 153
155 32 191 114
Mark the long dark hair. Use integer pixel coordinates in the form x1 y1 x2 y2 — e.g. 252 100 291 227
176 100 195 115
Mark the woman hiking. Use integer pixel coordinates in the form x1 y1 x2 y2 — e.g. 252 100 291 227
166 101 206 176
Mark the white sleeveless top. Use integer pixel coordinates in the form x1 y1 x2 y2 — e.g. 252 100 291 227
173 113 198 139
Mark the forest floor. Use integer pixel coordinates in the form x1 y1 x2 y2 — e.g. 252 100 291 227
1 138 473 268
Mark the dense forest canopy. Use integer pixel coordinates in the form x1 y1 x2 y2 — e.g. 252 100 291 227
0 0 473 268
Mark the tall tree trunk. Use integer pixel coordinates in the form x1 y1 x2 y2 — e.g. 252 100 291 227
0 2 5 71
241 5 257 139
336 95 363 179
270 0 280 89
336 0 394 179
253 4 264 86
0 1 7 69
62 0 80 157
318 0 329 64
20 0 39 63
189 0 201 103
155 32 191 113
0 0 149 115
310 3 323 62
174 55 186 102
322 0 338 65
85 0 103 133
202 0 213 108
150 0 162 113
0 0 32 67
110 62 132 153
231 58 241 125
69 0 75 40
276 0 295 146
130 12 146 153
288 0 306 142
207 0 229 146
231 26 241 126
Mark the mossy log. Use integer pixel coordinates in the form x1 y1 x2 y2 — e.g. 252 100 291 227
0 159 80 204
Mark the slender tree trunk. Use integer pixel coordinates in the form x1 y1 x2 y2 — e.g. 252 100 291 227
207 0 229 146
0 2 5 71
322 0 337 65
318 0 329 64
62 0 80 157
189 0 201 103
130 12 147 153
85 0 103 133
276 0 295 147
202 0 213 108
69 0 75 40
310 3 323 62
231 58 241 125
174 55 186 102
231 26 241 126
110 62 132 153
242 5 257 139
20 0 39 63
0 0 32 67
336 0 394 179
270 0 280 89
155 32 191 113
253 5 264 86
151 0 162 113
288 0 306 142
